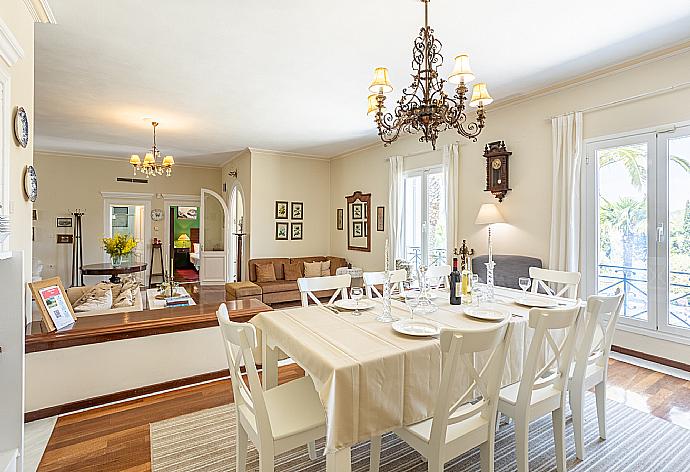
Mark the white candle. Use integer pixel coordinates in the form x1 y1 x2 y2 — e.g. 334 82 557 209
385 239 390 271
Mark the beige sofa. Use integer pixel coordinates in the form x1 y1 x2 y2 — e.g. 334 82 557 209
65 285 144 316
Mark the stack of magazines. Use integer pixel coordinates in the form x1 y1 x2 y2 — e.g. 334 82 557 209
165 295 191 307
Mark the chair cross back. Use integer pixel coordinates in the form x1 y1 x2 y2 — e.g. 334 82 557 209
297 274 351 307
362 269 406 298
529 267 581 298
425 264 451 289
574 291 624 376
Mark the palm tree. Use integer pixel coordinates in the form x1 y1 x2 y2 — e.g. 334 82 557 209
599 145 690 190
599 197 646 269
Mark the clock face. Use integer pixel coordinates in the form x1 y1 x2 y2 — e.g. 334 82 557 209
151 209 164 221
491 158 502 170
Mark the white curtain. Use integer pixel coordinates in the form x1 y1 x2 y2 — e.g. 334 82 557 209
388 155 404 269
549 112 583 273
443 143 460 264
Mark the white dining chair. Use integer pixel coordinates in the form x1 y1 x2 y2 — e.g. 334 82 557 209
297 274 351 307
529 267 581 298
362 269 407 298
216 304 326 472
569 290 624 460
426 264 451 289
370 322 514 472
497 304 582 472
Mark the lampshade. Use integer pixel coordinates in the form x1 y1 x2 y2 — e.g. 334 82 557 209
129 154 141 165
143 153 155 165
162 155 175 167
369 67 393 94
177 233 190 241
448 54 475 84
474 204 505 225
367 94 384 115
469 83 493 107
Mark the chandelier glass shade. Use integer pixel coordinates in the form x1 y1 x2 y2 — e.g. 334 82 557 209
129 121 174 177
368 0 492 150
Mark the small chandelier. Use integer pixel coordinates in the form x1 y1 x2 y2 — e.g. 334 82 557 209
367 0 493 150
129 121 175 177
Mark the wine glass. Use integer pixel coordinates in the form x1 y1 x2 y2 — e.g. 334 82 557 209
519 277 531 297
404 290 419 320
350 287 364 316
471 274 480 306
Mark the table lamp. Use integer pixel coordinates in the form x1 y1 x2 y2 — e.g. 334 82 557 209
475 203 505 300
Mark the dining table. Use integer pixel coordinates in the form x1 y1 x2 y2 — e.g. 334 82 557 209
252 285 579 472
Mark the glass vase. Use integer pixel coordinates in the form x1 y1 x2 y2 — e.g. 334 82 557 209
111 254 123 267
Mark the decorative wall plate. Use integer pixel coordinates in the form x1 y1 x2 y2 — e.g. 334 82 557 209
151 208 163 221
14 107 29 148
24 165 37 202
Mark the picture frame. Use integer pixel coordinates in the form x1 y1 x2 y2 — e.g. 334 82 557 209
291 202 303 220
177 206 198 220
275 201 288 219
352 203 362 220
337 208 344 230
291 222 303 240
353 221 363 238
28 277 77 332
376 206 385 231
56 217 72 227
275 222 289 240
32 209 37 221
56 234 73 244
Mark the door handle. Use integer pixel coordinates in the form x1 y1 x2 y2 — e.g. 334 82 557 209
657 224 665 243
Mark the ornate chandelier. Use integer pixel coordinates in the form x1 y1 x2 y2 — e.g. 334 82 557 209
128 121 175 177
367 0 493 150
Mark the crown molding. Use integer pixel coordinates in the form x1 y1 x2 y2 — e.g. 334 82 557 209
248 147 331 161
34 149 221 169
0 18 25 67
22 0 57 24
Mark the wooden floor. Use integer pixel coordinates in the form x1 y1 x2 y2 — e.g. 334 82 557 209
36 359 690 471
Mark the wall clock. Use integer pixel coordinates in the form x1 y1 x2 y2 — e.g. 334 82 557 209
24 165 37 202
483 140 512 202
151 208 163 221
14 107 29 148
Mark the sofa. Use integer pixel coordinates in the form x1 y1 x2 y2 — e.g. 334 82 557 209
472 254 543 290
242 256 348 304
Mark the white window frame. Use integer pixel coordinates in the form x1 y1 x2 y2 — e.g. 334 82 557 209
403 165 443 268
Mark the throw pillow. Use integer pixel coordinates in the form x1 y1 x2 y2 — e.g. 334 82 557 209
284 262 303 281
256 263 277 282
112 275 140 307
73 284 113 312
112 287 135 308
304 261 322 278
321 260 331 276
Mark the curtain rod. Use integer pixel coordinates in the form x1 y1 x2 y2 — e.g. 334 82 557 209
550 81 690 121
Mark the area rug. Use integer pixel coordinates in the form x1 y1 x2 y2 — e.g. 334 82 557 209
150 394 690 471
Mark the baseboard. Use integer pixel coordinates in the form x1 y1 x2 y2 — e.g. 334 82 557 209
611 345 690 372
25 369 231 422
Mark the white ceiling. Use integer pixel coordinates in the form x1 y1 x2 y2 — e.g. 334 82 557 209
34 0 690 164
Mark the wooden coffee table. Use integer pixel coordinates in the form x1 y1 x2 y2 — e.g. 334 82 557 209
81 262 147 283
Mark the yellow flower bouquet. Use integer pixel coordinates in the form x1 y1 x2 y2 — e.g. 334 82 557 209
102 233 138 267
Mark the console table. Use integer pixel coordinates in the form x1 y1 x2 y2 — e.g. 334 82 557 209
81 262 147 283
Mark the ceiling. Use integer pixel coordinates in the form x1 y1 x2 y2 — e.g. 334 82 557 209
34 0 690 165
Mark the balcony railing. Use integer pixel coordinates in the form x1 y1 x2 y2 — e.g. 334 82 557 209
598 264 690 329
406 247 447 272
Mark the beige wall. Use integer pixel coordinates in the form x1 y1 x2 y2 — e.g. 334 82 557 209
249 150 331 258
32 152 222 284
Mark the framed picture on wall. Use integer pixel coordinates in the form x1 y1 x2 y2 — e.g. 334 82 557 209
275 201 288 219
291 222 303 240
56 234 73 244
291 202 303 220
337 208 343 230
376 206 385 231
177 206 198 219
276 222 289 240
352 203 362 220
56 217 72 227
353 221 363 238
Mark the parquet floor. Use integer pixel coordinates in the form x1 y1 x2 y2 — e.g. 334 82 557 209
35 359 690 471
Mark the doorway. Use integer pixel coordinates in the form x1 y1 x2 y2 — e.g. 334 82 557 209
168 205 200 283
103 199 150 285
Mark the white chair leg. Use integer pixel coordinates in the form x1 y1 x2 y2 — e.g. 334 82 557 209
514 419 530 472
236 423 248 472
308 441 317 460
369 435 382 472
259 451 275 472
427 457 444 472
552 407 567 472
595 381 607 440
480 438 495 472
570 389 585 460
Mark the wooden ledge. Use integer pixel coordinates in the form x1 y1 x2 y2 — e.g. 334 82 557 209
25 298 272 353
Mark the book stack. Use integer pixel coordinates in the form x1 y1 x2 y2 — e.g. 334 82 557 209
165 295 191 307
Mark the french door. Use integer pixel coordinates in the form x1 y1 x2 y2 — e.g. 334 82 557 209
585 125 690 337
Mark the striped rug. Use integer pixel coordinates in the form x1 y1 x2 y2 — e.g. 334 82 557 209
150 394 690 471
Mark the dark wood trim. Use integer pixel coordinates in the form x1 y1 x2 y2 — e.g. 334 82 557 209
612 345 690 373
25 369 231 422
26 298 272 353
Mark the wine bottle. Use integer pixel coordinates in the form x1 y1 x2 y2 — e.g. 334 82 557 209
450 257 461 305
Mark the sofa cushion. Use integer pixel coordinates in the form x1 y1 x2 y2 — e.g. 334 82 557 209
260 280 298 294
256 263 277 283
304 261 322 278
112 275 139 308
284 262 303 281
321 260 331 276
249 258 290 282
290 256 347 276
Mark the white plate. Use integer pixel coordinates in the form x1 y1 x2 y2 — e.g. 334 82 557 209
464 305 509 321
334 299 376 311
513 297 559 308
392 319 441 337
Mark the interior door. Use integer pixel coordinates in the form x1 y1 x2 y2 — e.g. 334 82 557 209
200 188 229 285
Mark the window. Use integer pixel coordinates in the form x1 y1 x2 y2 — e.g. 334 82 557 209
585 125 690 337
403 167 447 271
